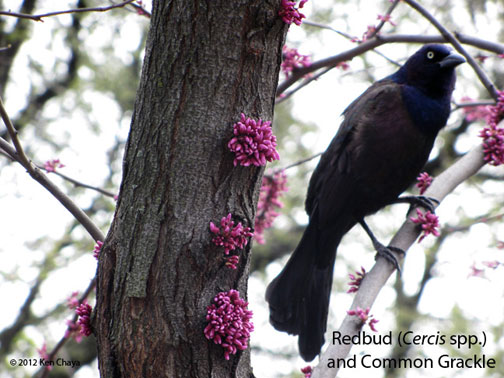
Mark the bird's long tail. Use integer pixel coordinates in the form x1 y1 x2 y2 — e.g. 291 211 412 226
265 220 344 361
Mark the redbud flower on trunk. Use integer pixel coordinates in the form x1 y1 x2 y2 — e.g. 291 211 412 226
227 114 280 167
76 303 92 336
209 213 253 255
279 0 308 26
93 240 103 260
204 290 254 360
255 171 288 244
281 46 312 78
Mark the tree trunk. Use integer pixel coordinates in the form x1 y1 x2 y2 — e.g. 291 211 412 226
95 1 287 377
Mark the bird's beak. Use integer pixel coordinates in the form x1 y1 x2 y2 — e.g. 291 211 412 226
439 53 466 68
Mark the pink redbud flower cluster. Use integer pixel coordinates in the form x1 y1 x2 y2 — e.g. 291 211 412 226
254 171 288 244
225 255 240 270
228 113 280 167
415 172 433 195
66 291 80 309
459 96 492 122
210 214 253 255
76 303 92 336
93 240 103 260
301 365 313 377
410 209 440 243
468 263 485 278
464 91 504 166
347 306 378 332
44 159 65 172
204 290 254 360
347 266 366 294
281 46 312 78
37 343 53 371
210 214 253 269
279 0 308 26
480 123 504 166
65 319 84 343
377 14 396 26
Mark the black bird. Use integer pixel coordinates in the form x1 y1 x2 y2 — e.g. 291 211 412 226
266 44 465 361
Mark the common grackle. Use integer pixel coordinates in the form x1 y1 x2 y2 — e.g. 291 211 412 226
266 44 465 361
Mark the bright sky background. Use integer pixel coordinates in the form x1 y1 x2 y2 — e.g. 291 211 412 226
0 1 503 378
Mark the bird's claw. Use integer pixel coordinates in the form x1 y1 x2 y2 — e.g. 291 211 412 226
398 195 439 214
373 242 404 274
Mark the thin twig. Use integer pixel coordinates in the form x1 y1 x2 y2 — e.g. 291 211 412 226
0 96 31 168
277 33 504 96
453 100 495 109
403 0 500 101
0 0 135 22
271 152 323 175
366 0 400 40
0 100 104 242
35 163 117 198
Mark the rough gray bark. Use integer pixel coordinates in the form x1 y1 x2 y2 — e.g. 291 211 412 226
95 1 287 377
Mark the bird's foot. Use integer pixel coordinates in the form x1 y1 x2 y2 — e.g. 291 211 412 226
373 240 405 274
396 195 439 214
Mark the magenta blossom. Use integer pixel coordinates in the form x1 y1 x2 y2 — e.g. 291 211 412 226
204 290 254 360
254 171 288 244
93 240 103 260
210 213 253 255
44 159 65 172
377 14 396 26
347 306 378 332
482 260 501 269
347 266 366 294
415 172 433 195
76 303 92 336
227 113 280 167
459 96 493 122
37 343 53 371
225 255 240 270
301 366 313 377
66 291 80 309
279 0 308 26
479 123 504 166
64 319 84 343
281 46 311 78
410 208 440 243
468 263 485 278
479 90 504 166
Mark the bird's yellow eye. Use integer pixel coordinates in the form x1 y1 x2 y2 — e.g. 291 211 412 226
427 51 435 59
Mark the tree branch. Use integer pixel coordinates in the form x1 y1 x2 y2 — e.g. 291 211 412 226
312 141 488 378
277 33 504 96
0 0 135 22
0 98 104 242
403 0 500 101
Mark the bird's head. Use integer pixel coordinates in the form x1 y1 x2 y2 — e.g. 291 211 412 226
392 44 465 98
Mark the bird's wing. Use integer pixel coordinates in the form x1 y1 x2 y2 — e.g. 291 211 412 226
305 79 414 227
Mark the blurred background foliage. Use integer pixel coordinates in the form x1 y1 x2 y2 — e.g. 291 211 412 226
0 0 502 377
